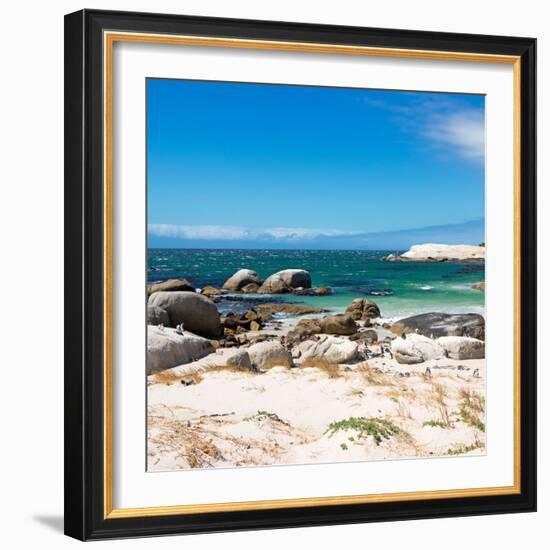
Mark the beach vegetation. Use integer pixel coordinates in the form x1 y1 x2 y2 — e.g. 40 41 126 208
453 388 486 432
458 388 485 413
300 357 341 378
356 362 395 386
429 382 451 426
244 410 290 426
422 419 451 429
325 417 401 446
207 364 257 376
395 397 413 419
446 439 485 456
151 369 203 386
262 357 292 370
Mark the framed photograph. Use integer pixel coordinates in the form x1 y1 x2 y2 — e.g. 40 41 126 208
64 9 536 540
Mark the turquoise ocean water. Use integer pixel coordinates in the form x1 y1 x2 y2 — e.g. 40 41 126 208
147 249 485 319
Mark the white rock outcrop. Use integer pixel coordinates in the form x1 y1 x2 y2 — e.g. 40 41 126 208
400 243 485 262
222 269 261 291
295 335 360 364
436 336 485 360
247 340 293 371
391 333 446 364
258 269 312 294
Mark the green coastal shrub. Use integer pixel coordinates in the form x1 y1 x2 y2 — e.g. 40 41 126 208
422 419 451 429
325 417 401 446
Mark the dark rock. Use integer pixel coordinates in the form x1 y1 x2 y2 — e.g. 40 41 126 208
287 318 323 344
221 313 238 330
319 314 358 335
345 298 381 320
148 291 222 338
349 329 378 344
222 308 264 334
243 309 260 322
293 286 332 296
390 312 485 341
256 303 325 316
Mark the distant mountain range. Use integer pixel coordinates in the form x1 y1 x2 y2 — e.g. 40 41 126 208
147 218 484 250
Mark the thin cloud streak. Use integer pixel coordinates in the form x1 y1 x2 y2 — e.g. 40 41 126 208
148 220 484 249
148 224 365 242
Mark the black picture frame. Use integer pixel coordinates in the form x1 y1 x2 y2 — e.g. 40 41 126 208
64 8 537 541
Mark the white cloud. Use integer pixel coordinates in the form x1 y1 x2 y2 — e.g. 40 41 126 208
423 110 485 161
148 224 249 240
261 227 360 240
364 95 485 163
148 224 364 242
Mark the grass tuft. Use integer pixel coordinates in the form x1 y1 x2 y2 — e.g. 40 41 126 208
458 388 486 413
429 382 451 427
151 370 203 386
356 363 394 386
300 357 341 378
455 388 486 432
446 439 485 456
422 419 451 429
207 365 256 375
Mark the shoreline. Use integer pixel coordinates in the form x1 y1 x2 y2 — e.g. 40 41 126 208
146 253 486 471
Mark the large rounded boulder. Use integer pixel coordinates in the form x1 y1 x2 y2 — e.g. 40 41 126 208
148 291 222 338
246 340 292 371
148 278 195 295
223 269 261 291
345 298 381 320
147 305 170 326
391 333 445 364
147 326 215 374
258 269 312 294
319 314 358 335
391 312 485 340
436 336 485 360
295 335 359 365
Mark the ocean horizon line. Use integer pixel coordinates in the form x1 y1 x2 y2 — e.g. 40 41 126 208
147 246 406 253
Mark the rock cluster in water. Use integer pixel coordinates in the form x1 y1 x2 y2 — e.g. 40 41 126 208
146 267 486 375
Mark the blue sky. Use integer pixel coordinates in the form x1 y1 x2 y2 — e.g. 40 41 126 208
147 79 485 249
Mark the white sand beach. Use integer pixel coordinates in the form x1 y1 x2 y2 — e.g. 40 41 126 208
147 337 486 471
146 264 486 471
